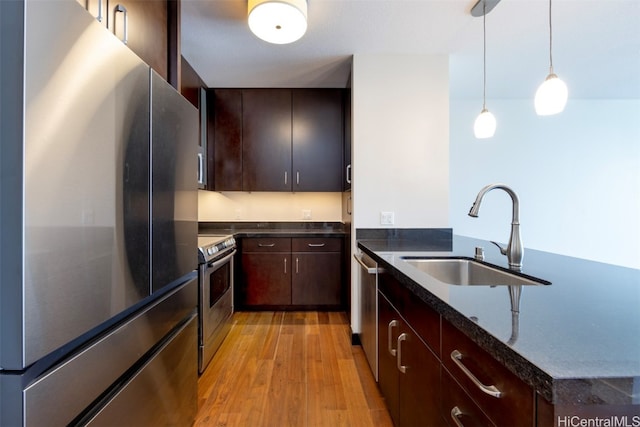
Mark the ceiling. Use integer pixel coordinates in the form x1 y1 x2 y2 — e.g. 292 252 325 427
181 0 640 99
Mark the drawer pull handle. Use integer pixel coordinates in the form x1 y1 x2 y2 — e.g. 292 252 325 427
258 243 276 247
307 243 325 247
450 407 464 427
387 320 398 356
396 333 408 374
450 350 502 398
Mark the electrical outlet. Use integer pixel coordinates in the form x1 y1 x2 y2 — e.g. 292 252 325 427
302 209 312 220
380 211 394 225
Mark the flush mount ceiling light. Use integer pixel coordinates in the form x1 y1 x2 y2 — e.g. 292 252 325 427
248 0 308 45
473 0 497 139
535 0 568 115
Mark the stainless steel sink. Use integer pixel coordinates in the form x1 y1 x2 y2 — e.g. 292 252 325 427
400 257 550 286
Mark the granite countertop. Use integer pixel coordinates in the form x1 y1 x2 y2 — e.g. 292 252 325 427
199 221 348 238
358 235 640 406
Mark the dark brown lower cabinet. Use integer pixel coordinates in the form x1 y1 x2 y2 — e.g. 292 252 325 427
378 292 442 427
239 237 343 309
375 269 536 426
241 252 291 306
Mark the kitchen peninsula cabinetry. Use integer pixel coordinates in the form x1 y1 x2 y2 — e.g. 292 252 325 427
75 0 179 85
209 89 344 192
238 237 343 309
378 275 442 426
376 270 535 426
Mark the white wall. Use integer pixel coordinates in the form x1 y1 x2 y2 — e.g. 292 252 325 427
198 191 342 222
352 55 450 229
351 54 450 333
450 99 640 269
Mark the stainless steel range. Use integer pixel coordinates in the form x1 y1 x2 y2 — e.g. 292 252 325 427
197 235 237 373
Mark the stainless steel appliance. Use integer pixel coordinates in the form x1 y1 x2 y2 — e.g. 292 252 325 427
0 1 198 425
198 235 237 373
355 251 384 381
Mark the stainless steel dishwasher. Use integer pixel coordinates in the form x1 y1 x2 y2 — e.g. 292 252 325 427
355 251 383 381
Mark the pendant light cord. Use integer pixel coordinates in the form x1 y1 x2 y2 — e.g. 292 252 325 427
548 0 554 73
482 0 487 109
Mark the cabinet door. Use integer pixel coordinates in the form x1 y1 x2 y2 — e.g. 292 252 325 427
243 89 292 191
212 89 243 191
240 253 291 306
378 293 400 426
398 323 442 427
292 89 343 192
108 0 169 80
292 252 341 306
343 89 352 190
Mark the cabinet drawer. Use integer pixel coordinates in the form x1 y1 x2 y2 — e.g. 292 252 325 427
442 320 534 427
242 237 291 252
292 237 341 252
442 369 495 427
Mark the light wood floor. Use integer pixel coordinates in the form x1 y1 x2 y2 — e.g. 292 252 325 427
195 311 394 427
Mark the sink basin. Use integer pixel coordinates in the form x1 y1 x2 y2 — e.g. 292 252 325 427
401 257 550 286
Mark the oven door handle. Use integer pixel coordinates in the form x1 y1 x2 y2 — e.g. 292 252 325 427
207 249 237 270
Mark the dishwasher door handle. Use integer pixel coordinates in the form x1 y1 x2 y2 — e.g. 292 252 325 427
354 254 384 274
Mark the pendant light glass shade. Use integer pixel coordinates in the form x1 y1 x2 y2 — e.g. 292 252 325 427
535 72 568 115
536 0 567 115
474 108 497 139
248 0 307 45
474 0 496 139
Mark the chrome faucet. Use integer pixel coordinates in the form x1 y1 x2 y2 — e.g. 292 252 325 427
468 183 523 270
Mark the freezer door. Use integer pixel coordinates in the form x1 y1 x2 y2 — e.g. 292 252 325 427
151 71 199 293
18 0 151 368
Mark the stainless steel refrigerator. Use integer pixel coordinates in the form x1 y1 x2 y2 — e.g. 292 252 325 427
0 1 199 425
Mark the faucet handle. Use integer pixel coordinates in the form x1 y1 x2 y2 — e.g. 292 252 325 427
490 240 507 256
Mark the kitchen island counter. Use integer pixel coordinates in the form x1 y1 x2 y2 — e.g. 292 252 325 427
358 235 640 408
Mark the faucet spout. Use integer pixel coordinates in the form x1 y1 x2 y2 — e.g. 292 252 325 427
468 183 523 270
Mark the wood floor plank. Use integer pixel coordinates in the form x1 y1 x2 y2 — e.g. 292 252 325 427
195 311 393 427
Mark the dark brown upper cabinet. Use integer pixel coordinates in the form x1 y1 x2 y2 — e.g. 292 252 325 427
76 0 180 88
292 89 343 192
212 89 243 191
242 89 293 191
210 89 345 192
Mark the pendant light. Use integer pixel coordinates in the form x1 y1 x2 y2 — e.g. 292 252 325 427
248 0 308 45
474 0 496 139
535 0 568 115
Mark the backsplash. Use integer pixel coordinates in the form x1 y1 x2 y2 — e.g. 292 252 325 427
198 191 343 222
